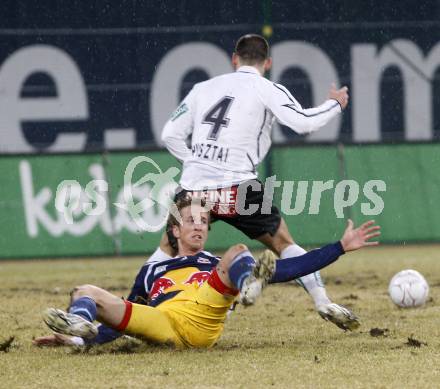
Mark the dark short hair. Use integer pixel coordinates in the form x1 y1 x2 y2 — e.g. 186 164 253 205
235 34 269 64
166 196 210 251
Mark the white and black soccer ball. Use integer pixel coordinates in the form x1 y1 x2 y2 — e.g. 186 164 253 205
388 269 429 308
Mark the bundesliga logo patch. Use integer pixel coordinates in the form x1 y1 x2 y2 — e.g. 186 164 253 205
197 257 211 264
170 103 188 121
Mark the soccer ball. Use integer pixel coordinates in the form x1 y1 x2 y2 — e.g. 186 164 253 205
388 269 429 308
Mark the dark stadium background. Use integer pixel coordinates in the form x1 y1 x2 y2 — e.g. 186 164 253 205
2 0 440 151
1 1 439 257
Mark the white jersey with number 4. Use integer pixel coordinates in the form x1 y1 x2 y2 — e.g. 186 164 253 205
161 65 341 190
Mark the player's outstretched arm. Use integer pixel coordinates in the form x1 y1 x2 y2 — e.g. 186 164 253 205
270 220 380 283
261 81 347 134
340 219 380 252
33 324 124 347
33 333 82 347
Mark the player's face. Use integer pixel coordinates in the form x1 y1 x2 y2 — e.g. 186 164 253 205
175 205 209 253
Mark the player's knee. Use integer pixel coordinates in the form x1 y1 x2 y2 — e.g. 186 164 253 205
232 243 248 252
221 244 249 266
71 284 98 299
270 224 294 255
228 243 249 259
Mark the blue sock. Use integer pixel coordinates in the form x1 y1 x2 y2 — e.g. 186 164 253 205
84 325 122 345
228 250 256 290
69 296 97 322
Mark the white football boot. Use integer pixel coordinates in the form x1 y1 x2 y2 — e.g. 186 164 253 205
317 303 360 331
239 250 276 306
43 308 98 339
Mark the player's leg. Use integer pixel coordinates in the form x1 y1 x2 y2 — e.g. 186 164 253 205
211 243 275 305
220 182 333 308
117 302 183 346
43 285 124 339
44 285 126 338
70 285 129 327
219 179 360 330
43 284 183 346
214 244 252 290
257 218 331 307
257 218 360 330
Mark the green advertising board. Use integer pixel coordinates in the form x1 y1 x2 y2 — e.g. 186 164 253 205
344 144 440 242
0 155 113 257
270 144 440 245
0 144 439 258
0 151 263 258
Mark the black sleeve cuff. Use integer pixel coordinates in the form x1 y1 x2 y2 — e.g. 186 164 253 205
335 240 345 255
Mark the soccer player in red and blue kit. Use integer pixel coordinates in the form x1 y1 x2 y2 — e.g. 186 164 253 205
36 197 379 348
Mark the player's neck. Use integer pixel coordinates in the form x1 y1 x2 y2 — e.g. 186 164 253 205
235 62 264 76
177 246 203 257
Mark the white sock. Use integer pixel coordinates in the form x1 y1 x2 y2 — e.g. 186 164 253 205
146 247 172 264
280 244 331 307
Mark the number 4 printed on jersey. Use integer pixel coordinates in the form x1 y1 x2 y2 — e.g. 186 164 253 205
202 96 235 141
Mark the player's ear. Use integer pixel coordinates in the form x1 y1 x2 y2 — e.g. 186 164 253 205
232 53 239 69
172 224 180 239
264 57 272 71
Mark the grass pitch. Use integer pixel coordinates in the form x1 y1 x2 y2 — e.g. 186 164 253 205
1 245 440 388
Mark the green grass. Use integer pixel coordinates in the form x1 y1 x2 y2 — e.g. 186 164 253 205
1 245 440 388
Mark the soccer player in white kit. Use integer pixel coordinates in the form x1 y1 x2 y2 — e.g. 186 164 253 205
159 34 358 330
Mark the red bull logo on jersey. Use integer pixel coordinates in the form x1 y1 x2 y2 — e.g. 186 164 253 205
149 277 176 301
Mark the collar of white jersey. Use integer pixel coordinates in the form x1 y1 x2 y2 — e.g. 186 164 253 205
236 65 261 76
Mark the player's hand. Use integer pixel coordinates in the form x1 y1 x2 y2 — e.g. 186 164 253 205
340 219 380 252
33 333 81 347
328 83 349 110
